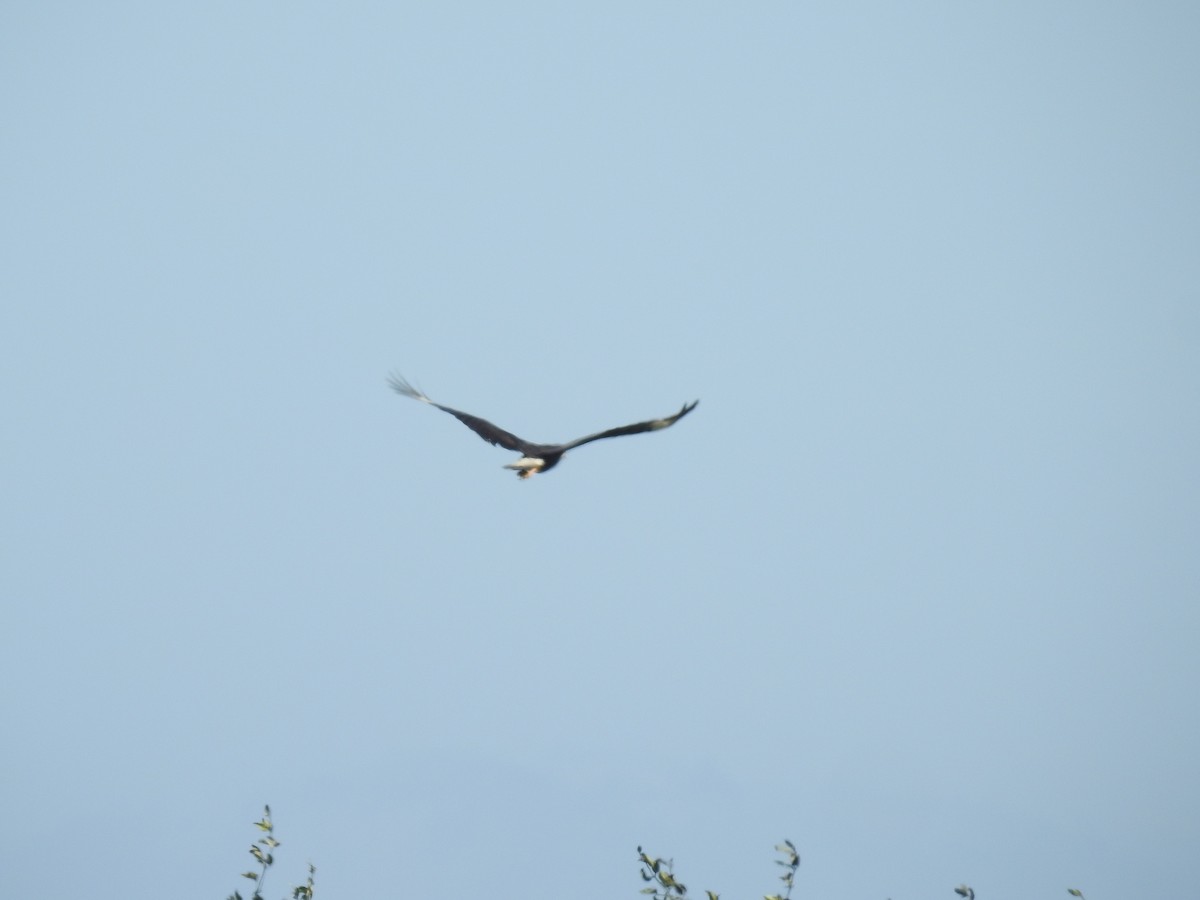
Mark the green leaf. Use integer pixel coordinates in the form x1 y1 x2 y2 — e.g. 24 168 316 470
706 891 719 900
1068 891 1085 898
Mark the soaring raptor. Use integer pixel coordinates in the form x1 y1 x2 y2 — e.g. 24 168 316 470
389 375 698 479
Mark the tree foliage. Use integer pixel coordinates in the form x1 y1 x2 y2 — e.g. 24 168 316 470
639 840 1084 900
220 809 1087 899
637 839 799 900
226 805 315 900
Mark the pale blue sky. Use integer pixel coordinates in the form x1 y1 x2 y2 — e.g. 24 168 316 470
3 4 1198 899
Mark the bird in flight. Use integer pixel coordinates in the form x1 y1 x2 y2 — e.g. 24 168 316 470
389 374 698 479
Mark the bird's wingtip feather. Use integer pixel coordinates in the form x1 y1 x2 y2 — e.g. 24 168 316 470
388 372 430 403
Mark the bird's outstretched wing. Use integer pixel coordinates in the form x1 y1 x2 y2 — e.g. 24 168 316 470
388 374 532 453
560 400 699 451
